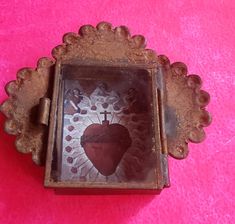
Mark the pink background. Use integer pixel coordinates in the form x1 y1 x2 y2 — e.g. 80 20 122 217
0 1 235 223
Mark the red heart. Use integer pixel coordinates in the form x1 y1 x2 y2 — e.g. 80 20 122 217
81 122 132 176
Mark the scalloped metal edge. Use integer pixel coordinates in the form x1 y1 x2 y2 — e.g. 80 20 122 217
0 22 211 164
158 55 211 159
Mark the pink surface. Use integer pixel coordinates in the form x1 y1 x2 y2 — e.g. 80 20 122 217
0 1 235 223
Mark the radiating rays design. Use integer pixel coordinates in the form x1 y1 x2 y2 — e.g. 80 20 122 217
62 109 123 182
62 90 150 183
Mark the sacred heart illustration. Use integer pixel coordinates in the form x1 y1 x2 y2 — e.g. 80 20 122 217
81 119 132 176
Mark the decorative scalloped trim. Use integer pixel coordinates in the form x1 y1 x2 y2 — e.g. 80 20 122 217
51 21 157 65
0 22 211 165
0 58 54 165
158 55 211 159
0 22 158 165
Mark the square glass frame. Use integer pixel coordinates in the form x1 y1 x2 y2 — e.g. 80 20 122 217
45 62 165 191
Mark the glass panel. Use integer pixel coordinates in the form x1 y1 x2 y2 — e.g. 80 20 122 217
59 66 157 184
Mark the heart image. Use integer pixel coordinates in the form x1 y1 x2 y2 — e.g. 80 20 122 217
81 122 132 176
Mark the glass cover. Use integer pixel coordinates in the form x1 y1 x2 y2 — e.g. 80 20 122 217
57 65 158 184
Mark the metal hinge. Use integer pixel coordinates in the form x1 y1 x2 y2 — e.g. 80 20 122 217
161 153 170 187
38 97 51 126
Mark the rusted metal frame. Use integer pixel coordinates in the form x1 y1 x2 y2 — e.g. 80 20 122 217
45 62 164 190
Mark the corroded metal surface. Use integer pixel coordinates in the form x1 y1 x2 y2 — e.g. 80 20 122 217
44 23 165 189
0 21 211 168
0 58 54 165
158 55 211 159
38 97 51 126
52 22 157 66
